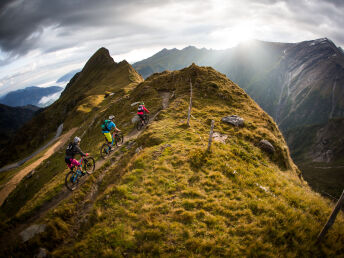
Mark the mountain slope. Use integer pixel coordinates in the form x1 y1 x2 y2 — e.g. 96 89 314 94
133 38 344 132
0 104 40 148
133 46 227 79
0 86 63 107
248 38 344 130
285 118 344 198
1 64 343 257
0 47 143 168
133 39 344 196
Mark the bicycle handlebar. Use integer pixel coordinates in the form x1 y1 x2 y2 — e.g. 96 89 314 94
78 153 90 163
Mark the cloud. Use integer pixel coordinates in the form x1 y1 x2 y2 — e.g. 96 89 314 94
1 0 341 56
0 0 344 94
38 90 62 107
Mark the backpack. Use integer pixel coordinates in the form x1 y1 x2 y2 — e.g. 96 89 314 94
101 119 111 131
138 105 144 112
66 142 75 156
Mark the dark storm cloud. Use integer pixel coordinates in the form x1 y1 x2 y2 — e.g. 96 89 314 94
0 0 343 59
0 0 169 56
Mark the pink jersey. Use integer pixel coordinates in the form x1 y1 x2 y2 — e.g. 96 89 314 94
67 158 81 169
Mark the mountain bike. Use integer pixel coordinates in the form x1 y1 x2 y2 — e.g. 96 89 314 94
100 131 124 159
136 114 149 131
65 155 95 191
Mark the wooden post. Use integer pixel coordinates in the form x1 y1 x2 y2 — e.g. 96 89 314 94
317 189 344 242
207 120 215 152
187 79 192 127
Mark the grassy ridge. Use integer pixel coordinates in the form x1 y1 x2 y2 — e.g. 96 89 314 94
50 66 343 256
0 48 143 167
1 64 343 256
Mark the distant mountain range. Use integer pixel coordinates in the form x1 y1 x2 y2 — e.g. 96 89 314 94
133 38 344 163
0 86 63 107
0 104 40 148
0 47 143 167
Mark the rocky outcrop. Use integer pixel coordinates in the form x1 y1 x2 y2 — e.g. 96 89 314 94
20 224 46 242
258 139 275 154
221 115 244 127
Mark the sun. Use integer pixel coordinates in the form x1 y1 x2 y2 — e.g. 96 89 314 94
210 23 255 49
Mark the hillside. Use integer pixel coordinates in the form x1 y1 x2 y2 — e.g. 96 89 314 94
133 39 344 197
285 118 344 198
0 104 40 148
0 47 143 168
0 64 343 257
133 38 344 132
0 86 63 107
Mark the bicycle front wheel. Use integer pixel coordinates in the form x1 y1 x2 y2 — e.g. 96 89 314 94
115 133 124 147
136 120 143 131
100 143 111 159
84 157 95 175
65 171 78 191
144 114 149 125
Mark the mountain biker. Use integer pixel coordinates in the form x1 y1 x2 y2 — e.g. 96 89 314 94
137 102 149 122
102 115 121 149
65 136 88 170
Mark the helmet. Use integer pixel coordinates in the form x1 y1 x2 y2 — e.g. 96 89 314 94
109 115 115 120
74 136 81 144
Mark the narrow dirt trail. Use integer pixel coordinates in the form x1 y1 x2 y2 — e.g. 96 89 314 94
0 128 77 206
57 91 173 249
1 91 173 249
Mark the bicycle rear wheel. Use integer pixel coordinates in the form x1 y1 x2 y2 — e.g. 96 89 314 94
84 157 95 174
65 171 78 191
115 133 124 147
100 143 111 159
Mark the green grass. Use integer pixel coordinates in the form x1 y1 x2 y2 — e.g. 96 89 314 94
1 64 343 257
0 49 143 168
53 93 343 256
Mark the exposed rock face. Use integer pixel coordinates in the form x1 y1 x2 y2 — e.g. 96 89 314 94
221 115 244 127
20 224 46 242
258 139 275 154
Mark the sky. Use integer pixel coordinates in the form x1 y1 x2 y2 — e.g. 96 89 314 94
0 0 343 95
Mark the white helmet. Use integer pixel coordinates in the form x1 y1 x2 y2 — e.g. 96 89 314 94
109 115 115 120
74 136 81 144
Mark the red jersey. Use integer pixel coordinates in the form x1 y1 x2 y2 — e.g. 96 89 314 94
137 105 149 115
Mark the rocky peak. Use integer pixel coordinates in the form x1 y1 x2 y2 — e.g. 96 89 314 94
117 59 130 67
82 47 115 73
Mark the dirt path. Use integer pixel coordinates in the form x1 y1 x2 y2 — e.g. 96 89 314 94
0 128 77 206
1 91 173 250
0 124 64 173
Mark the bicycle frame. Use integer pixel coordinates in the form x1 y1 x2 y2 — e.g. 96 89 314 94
106 132 120 146
70 156 86 182
68 156 85 171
